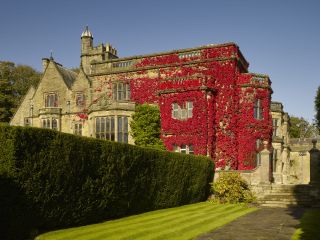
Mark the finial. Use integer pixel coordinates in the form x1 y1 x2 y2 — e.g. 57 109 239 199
312 139 317 149
81 25 93 38
50 50 54 60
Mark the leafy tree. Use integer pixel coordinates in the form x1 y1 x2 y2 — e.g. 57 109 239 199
0 78 15 122
0 61 40 122
130 104 165 150
315 86 320 130
289 116 314 138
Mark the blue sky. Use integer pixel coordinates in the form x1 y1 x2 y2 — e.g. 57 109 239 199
1 0 319 121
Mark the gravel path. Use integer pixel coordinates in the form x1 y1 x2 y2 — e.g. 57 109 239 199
196 207 304 240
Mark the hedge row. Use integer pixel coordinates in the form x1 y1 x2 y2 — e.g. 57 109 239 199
0 125 214 240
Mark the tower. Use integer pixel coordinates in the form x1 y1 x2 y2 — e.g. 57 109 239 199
81 26 93 54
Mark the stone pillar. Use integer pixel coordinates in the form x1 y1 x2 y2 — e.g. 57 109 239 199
309 139 320 184
260 141 271 184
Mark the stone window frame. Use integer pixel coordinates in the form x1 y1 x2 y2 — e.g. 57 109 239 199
272 118 280 137
75 92 85 107
44 92 58 108
74 122 83 136
254 99 263 120
173 144 194 154
112 82 130 101
95 115 129 143
41 117 58 130
171 101 193 120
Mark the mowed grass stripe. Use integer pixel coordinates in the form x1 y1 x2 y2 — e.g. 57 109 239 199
55 203 220 240
154 206 256 240
37 202 212 240
36 203 257 240
120 205 249 240
85 204 234 240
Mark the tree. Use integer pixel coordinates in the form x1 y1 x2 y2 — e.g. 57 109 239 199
289 116 314 138
315 86 320 130
0 61 41 122
0 78 15 122
130 104 165 150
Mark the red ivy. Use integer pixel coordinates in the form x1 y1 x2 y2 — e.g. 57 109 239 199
93 44 272 170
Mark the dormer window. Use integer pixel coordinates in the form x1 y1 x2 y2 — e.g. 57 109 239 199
112 82 130 101
172 101 193 120
45 93 58 107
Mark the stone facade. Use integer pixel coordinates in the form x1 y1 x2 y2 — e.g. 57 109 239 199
11 27 274 170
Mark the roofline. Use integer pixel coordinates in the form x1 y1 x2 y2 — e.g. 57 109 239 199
89 56 238 76
89 42 243 64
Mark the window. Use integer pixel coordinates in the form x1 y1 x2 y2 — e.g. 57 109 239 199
41 118 58 130
96 116 115 141
180 145 187 154
74 122 82 136
272 118 279 137
118 116 128 143
96 116 128 143
24 117 31 126
42 119 50 129
172 101 193 120
172 144 194 154
76 93 85 107
112 82 130 101
45 93 58 107
256 139 262 165
52 119 58 130
272 149 278 172
254 99 263 120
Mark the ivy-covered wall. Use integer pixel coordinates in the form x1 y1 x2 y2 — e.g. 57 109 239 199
91 43 272 170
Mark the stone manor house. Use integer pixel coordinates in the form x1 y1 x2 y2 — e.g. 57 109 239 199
10 27 316 187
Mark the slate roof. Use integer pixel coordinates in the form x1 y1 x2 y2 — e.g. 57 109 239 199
55 64 78 89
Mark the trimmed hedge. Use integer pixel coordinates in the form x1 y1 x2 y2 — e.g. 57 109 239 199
0 125 214 239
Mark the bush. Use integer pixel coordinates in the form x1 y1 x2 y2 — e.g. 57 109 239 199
0 125 214 239
211 172 255 203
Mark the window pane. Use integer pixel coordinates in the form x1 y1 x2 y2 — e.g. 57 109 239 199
189 145 194 154
127 83 131 100
101 117 105 133
106 117 110 140
181 145 187 154
172 103 179 119
111 116 115 141
123 117 128 143
173 144 179 152
181 109 187 120
118 83 123 100
123 83 127 100
118 116 123 142
187 101 193 118
96 118 100 133
52 119 57 130
112 83 117 100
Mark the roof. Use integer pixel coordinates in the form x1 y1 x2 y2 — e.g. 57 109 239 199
55 63 78 88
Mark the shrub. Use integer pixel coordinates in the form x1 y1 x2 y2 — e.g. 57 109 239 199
0 125 214 239
211 172 255 203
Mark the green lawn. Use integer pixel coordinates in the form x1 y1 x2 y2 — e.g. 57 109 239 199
291 209 320 240
36 202 256 240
